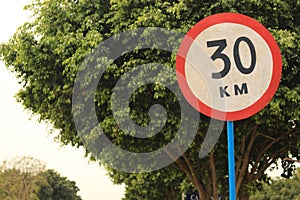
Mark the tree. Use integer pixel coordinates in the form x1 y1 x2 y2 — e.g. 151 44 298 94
108 163 191 200
0 156 46 200
1 0 300 199
250 168 300 200
0 156 82 200
37 169 82 200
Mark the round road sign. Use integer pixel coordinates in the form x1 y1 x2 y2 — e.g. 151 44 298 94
176 13 282 121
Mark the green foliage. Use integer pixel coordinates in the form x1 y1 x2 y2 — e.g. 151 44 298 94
0 0 299 199
250 168 300 200
37 169 81 200
0 156 81 200
108 163 192 200
0 156 46 200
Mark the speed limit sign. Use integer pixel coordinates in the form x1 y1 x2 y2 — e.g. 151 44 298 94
176 13 282 121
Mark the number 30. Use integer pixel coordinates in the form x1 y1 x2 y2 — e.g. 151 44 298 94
207 37 256 79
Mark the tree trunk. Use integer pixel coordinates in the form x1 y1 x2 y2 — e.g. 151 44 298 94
197 187 210 200
210 152 218 200
238 186 250 200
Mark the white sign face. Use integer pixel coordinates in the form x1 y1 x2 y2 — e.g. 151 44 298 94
176 13 282 121
185 23 273 112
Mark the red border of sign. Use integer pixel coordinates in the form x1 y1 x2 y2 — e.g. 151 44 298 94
176 13 282 121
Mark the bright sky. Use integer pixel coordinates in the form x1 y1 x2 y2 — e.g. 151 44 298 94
0 1 124 199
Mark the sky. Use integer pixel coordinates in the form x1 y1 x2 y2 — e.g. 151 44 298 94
0 1 124 199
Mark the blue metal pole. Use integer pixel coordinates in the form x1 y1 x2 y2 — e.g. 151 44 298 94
227 121 236 200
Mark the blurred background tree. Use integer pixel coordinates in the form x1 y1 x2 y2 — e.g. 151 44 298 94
0 156 81 200
250 168 300 200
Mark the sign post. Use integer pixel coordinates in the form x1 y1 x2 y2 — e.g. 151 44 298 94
227 121 236 200
176 13 282 199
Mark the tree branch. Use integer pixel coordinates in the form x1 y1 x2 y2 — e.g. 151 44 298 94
258 133 276 141
163 148 192 181
236 125 259 196
236 134 247 179
283 158 300 163
209 151 218 200
251 129 299 177
181 152 208 200
252 146 288 181
164 148 208 199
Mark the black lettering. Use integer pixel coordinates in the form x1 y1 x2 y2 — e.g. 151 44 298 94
219 86 230 98
207 37 256 79
234 83 248 96
207 39 231 79
234 37 256 74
